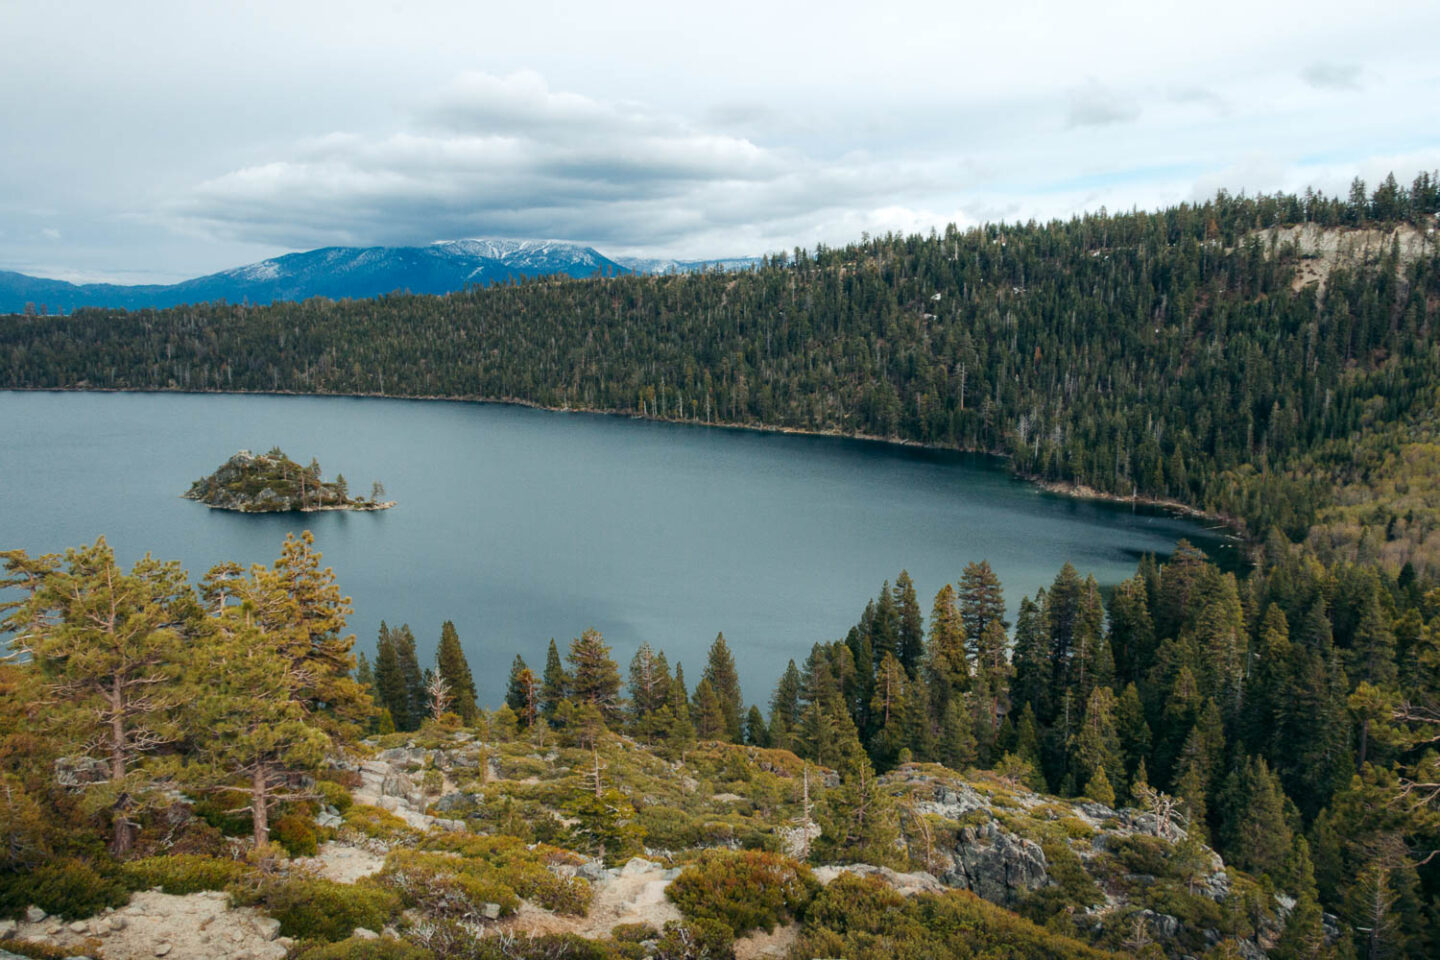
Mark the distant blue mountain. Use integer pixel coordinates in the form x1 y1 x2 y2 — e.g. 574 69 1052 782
611 255 764 275
0 239 630 314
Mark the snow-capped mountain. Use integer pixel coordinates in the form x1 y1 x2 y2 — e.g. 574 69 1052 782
0 239 629 314
613 255 764 275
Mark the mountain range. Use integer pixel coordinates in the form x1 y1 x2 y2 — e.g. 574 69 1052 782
0 239 757 314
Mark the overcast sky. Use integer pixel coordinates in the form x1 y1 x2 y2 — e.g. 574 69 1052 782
3 0 1438 283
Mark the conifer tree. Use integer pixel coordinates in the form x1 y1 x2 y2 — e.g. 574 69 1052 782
1273 837 1328 960
188 616 329 848
392 625 425 732
355 652 375 695
243 531 369 736
567 628 622 724
939 698 978 771
627 642 671 721
769 659 803 749
373 622 407 731
743 705 770 747
1011 595 1051 721
868 652 913 769
925 583 968 726
1069 686 1124 797
1107 574 1156 687
701 633 743 741
436 621 479 725
542 638 568 720
893 571 925 677
958 560 1007 654
505 655 532 719
2 540 193 855
1219 755 1292 880
691 677 726 740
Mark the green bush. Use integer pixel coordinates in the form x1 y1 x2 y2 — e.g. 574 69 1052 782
0 858 130 920
666 850 816 938
293 936 434 960
610 922 659 943
274 812 320 857
652 918 735 959
378 849 520 920
794 873 1123 960
416 834 591 915
317 779 355 814
342 803 415 842
230 876 401 942
120 854 251 894
1110 834 1177 878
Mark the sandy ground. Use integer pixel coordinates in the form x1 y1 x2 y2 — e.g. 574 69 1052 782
8 890 286 960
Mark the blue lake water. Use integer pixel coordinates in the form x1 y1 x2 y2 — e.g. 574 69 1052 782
0 391 1236 707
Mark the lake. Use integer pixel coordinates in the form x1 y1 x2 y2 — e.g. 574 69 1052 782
0 391 1237 708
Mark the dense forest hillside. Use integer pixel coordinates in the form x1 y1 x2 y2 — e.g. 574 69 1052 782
3 175 1438 571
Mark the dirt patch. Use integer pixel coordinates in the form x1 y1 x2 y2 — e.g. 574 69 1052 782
9 890 286 960
735 921 800 959
303 841 386 883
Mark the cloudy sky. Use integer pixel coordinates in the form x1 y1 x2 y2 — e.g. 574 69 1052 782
3 0 1438 283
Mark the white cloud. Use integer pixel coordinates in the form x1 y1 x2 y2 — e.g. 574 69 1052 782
1302 62 1362 91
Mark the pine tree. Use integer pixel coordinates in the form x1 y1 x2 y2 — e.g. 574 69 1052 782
769 659 803 749
893 571 925 677
1011 594 1051 722
939 697 977 770
691 677 726 740
392 625 425 732
702 633 743 742
188 615 329 849
567 628 622 724
3 540 192 855
355 652 376 696
743 705 770 747
542 638 568 720
373 622 407 731
436 621 478 724
868 652 913 770
1069 686 1124 797
958 560 1007 653
627 642 672 722
505 655 532 719
243 531 369 736
1115 682 1153 787
925 583 968 727
814 739 901 867
1273 837 1328 960
1084 765 1116 806
1108 574 1156 687
1219 755 1292 881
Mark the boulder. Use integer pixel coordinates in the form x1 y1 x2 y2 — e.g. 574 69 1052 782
25 905 47 923
942 820 1049 906
353 927 379 940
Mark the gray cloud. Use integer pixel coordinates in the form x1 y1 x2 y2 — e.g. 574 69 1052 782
1066 80 1141 128
1302 61 1362 90
166 71 946 255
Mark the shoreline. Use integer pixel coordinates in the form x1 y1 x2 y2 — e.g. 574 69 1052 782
5 384 1248 541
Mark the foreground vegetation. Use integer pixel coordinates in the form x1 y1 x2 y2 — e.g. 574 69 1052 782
2 522 1438 957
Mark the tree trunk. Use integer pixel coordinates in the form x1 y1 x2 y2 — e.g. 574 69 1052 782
252 764 271 848
109 679 133 857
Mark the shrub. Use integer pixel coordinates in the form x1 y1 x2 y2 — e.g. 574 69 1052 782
275 812 320 857
666 850 816 937
652 918 734 959
0 858 130 920
378 849 520 920
120 854 250 894
610 922 659 942
294 936 435 960
230 876 401 942
1110 833 1177 878
317 779 355 814
416 834 591 915
342 803 415 843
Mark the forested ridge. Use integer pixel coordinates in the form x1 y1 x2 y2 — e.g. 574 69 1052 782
3 174 1438 568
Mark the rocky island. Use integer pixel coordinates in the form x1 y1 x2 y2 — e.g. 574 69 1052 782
183 448 394 513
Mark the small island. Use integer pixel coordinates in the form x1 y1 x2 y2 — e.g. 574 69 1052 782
184 448 394 513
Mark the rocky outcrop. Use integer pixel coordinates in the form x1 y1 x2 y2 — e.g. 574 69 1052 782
944 820 1049 905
